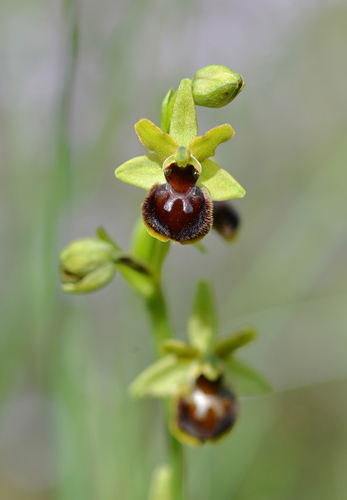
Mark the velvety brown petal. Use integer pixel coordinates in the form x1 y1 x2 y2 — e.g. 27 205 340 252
142 184 212 244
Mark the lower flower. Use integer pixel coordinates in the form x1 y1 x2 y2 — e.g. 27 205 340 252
170 375 238 446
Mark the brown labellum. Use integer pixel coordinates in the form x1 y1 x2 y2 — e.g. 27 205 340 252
176 375 238 442
142 163 212 244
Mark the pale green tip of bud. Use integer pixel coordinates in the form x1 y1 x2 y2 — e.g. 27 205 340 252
192 65 245 108
59 238 117 294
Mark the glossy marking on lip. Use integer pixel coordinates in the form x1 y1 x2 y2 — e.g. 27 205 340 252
176 375 238 442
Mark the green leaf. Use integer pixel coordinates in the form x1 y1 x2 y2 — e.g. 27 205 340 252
223 357 272 396
160 88 177 134
169 79 198 147
115 154 165 190
188 280 217 354
214 327 257 358
160 339 199 358
149 465 173 500
198 159 246 201
135 119 178 163
189 124 234 163
130 355 192 398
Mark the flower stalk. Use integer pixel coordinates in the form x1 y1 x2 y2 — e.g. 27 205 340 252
146 284 184 500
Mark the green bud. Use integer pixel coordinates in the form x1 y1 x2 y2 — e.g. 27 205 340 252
192 65 245 108
59 238 117 294
212 201 240 241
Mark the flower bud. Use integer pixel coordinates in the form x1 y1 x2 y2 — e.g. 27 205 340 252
192 65 245 108
59 238 117 294
212 201 240 241
171 375 238 445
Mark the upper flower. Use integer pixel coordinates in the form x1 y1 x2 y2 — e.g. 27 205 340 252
115 76 245 244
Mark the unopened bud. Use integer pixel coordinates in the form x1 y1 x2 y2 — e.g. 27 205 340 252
192 65 245 108
212 201 240 241
59 238 117 294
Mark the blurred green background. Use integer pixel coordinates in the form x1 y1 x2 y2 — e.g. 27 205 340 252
1 0 347 498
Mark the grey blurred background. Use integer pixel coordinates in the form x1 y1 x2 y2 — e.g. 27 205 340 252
1 0 347 498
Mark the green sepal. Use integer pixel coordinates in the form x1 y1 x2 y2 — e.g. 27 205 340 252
61 261 116 294
59 237 119 274
223 357 272 396
198 159 246 201
160 88 177 134
188 280 217 354
130 355 192 398
214 327 257 358
135 119 178 163
115 154 165 190
169 79 198 147
131 218 170 275
96 226 121 251
149 465 173 500
160 339 199 359
189 124 234 163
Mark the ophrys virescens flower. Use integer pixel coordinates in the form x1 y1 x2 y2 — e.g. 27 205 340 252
130 281 271 446
115 77 245 244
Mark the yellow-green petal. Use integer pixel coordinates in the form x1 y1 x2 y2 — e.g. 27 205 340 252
135 119 178 163
214 327 257 359
169 78 198 147
160 88 176 134
198 159 245 201
189 124 234 163
115 155 165 190
160 339 199 359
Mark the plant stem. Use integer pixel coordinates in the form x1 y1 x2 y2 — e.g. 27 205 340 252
168 431 184 500
145 285 173 355
145 283 184 500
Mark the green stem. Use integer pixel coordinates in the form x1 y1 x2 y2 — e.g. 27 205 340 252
145 285 173 355
145 284 184 500
169 431 184 500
